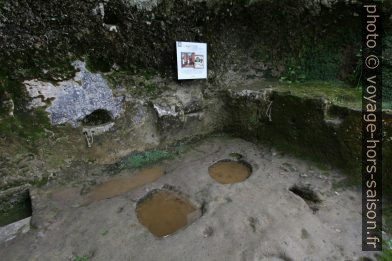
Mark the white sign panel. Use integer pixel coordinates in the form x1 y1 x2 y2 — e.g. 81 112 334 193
176 41 207 80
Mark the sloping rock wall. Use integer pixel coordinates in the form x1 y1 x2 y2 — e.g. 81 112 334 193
224 86 392 197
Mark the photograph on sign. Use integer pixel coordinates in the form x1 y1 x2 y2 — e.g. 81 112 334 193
176 41 207 80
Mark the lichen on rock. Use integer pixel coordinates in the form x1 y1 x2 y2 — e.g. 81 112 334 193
24 61 123 127
122 0 160 11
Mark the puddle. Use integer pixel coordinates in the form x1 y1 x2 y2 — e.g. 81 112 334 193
208 160 252 184
136 189 200 237
84 166 165 203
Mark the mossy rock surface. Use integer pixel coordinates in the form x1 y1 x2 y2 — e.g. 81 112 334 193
0 188 32 227
225 83 392 197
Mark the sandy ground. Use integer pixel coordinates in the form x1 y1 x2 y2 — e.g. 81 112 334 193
0 136 376 261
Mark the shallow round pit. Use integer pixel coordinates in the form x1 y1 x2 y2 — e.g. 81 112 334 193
208 159 252 184
135 189 201 237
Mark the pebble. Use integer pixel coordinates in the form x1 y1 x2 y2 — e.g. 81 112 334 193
202 226 213 238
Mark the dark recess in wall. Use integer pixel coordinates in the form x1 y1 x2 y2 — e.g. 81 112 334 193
82 109 113 126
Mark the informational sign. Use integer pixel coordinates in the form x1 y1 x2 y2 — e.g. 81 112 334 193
176 41 207 80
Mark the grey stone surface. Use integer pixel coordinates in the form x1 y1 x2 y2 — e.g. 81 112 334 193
0 217 30 243
153 102 180 118
82 123 115 137
132 101 149 125
24 61 123 127
0 137 378 260
152 86 204 118
152 86 205 133
174 87 204 114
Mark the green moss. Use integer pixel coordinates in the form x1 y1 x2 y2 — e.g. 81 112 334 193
384 102 392 110
31 175 49 188
280 43 351 84
274 81 362 109
377 251 392 261
114 134 215 172
85 55 112 73
248 1 363 85
0 70 26 112
0 108 51 142
73 256 89 261
248 115 258 126
103 70 131 88
119 149 176 169
141 68 158 81
376 239 392 261
144 83 158 96
383 117 392 198
384 202 392 234
383 34 392 104
0 59 57 142
104 69 161 98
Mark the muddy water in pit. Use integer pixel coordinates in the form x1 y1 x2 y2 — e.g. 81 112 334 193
208 160 251 184
83 166 165 203
136 190 199 237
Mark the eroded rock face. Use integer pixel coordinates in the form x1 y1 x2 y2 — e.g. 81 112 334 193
226 88 272 101
152 86 204 132
150 84 226 141
24 61 123 127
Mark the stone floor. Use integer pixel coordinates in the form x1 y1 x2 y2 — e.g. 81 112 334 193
0 136 378 261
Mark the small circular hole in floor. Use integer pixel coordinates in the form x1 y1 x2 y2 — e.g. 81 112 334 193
135 189 201 237
208 159 252 184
